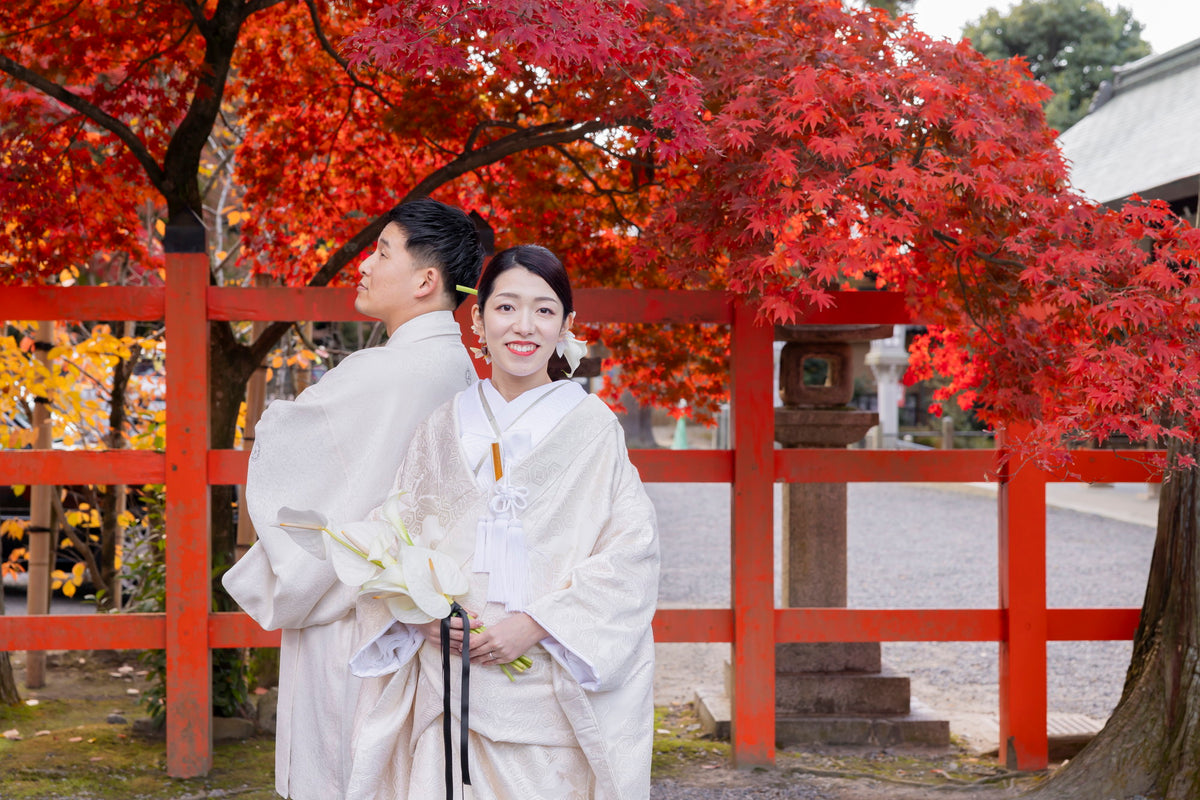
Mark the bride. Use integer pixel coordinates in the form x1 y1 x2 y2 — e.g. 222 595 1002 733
344 244 660 800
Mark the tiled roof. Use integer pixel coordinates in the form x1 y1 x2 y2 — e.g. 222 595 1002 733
1057 38 1200 205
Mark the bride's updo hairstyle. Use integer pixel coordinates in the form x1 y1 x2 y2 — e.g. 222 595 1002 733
477 244 574 318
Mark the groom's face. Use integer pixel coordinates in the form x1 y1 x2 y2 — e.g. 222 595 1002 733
355 222 420 333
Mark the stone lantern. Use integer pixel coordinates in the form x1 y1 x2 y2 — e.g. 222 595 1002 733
771 323 948 747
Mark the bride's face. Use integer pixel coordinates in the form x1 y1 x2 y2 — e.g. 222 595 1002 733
473 266 573 395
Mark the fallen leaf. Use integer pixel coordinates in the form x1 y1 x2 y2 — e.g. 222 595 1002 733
35 731 51 737
68 736 83 743
89 756 104 762
24 699 38 706
2 729 20 740
126 688 140 695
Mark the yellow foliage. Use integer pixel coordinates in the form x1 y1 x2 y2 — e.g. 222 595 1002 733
2 548 26 579
1 518 27 540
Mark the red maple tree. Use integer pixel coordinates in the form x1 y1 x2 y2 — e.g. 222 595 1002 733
5 1 1200 792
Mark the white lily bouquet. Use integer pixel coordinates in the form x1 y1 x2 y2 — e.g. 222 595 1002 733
276 494 532 679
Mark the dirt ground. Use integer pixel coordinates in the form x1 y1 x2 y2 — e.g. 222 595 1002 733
0 651 1050 800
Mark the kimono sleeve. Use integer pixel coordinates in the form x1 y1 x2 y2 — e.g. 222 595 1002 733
524 431 660 692
223 355 376 630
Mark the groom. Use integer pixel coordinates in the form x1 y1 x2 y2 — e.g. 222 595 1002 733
223 198 484 800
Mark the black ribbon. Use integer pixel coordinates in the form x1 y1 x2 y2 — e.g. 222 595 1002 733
440 602 472 798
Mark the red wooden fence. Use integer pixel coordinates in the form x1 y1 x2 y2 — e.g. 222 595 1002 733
0 252 1157 776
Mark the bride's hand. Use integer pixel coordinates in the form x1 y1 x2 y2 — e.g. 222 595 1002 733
414 613 478 653
467 613 546 665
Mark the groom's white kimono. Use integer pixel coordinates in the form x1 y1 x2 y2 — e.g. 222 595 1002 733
222 310 476 800
347 380 660 800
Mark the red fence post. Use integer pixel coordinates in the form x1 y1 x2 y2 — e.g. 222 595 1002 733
164 242 213 777
997 427 1049 769
729 299 777 766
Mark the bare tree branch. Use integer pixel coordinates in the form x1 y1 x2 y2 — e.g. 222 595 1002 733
0 55 167 195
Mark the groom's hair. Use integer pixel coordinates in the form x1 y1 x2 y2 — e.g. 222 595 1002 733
389 198 485 308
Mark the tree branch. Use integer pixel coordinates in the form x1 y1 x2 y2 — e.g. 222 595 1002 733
552 144 642 232
244 0 290 15
50 491 105 596
176 0 210 33
303 0 400 112
0 0 85 41
247 118 620 361
0 55 167 194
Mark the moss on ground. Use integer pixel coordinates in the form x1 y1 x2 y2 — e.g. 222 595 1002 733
1 651 1040 798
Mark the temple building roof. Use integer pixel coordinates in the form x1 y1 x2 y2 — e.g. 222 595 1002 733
1058 38 1200 208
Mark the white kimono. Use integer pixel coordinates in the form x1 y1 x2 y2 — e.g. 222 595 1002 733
347 380 659 800
222 311 477 800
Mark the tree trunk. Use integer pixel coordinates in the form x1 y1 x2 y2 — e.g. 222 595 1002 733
1027 441 1200 798
97 322 139 611
209 320 261 611
0 588 18 705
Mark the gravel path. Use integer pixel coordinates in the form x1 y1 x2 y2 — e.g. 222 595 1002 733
649 481 1155 727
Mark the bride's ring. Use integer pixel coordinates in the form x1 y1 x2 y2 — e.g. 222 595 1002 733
489 651 496 661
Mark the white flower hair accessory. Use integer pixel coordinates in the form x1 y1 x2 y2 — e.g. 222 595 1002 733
556 330 588 376
470 319 491 364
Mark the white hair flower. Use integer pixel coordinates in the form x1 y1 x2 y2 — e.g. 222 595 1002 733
555 331 588 376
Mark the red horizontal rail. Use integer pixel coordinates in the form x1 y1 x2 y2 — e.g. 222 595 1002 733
652 608 735 642
0 287 166 321
775 448 999 483
208 450 250 485
1047 608 1141 640
206 449 733 485
208 287 735 325
792 291 916 325
212 607 737 647
575 289 732 324
0 286 913 327
0 450 165 485
209 612 281 649
0 605 1140 655
1051 450 1164 483
775 608 1005 642
0 613 164 650
207 287 368 323
631 450 731 483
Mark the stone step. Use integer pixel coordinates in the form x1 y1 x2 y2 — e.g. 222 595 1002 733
725 660 912 716
695 689 1105 758
776 711 951 748
775 673 911 715
694 689 950 747
776 642 881 673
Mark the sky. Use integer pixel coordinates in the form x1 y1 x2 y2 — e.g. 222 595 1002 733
907 0 1200 55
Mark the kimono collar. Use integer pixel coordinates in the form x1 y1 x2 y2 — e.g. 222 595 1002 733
458 379 587 484
384 309 462 348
